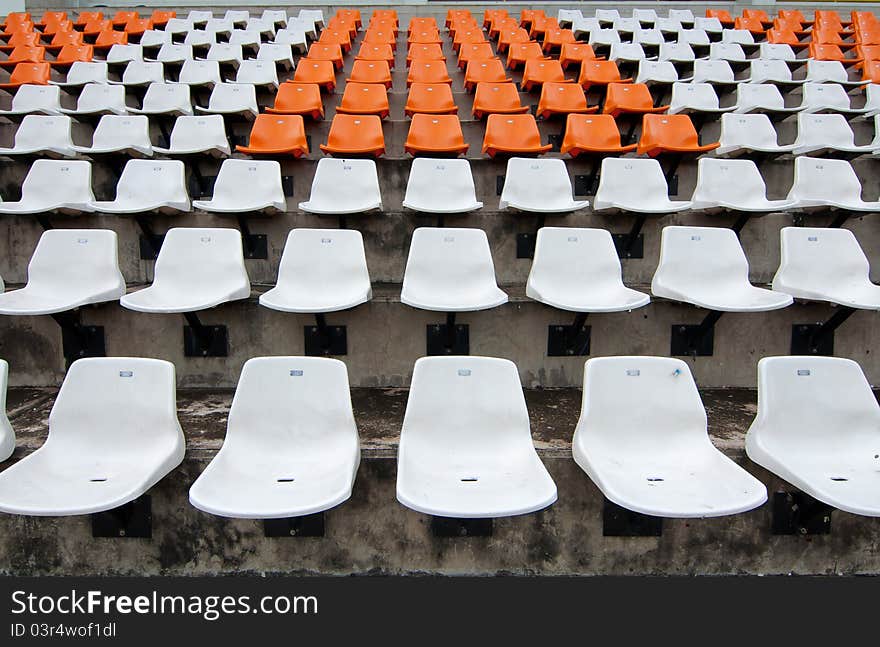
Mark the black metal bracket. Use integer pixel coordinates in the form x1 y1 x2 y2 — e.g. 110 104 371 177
771 491 833 536
547 312 591 356
304 313 347 356
91 495 152 538
496 174 505 196
235 215 268 259
671 310 724 357
183 312 229 357
426 313 469 355
575 161 599 195
431 516 493 537
603 498 663 537
790 306 856 356
264 512 325 537
661 154 682 195
612 214 647 259
516 214 546 259
136 215 165 260
282 175 294 197
51 310 106 369
548 133 562 151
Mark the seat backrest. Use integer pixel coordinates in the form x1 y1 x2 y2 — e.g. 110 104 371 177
178 60 221 85
659 42 694 61
211 159 282 201
796 112 856 146
530 227 625 291
169 114 227 149
671 81 721 109
13 115 72 148
235 60 278 84
719 113 780 148
153 227 248 290
142 82 190 110
788 156 863 202
106 43 142 63
114 159 186 202
208 82 256 109
737 83 785 109
121 61 164 84
774 226 872 293
21 159 94 204
597 158 669 201
91 114 150 148
709 42 745 60
721 28 754 44
749 59 794 82
502 157 574 201
65 61 109 85
636 60 678 83
802 82 851 109
806 59 848 83
11 84 61 111
276 228 370 293
653 224 752 292
403 227 499 297
306 158 381 211
25 227 123 292
75 83 125 111
692 59 734 83
642 114 700 147
404 158 478 206
758 43 796 61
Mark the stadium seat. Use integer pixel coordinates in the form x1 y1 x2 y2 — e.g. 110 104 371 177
232 60 279 90
318 28 352 54
188 356 360 519
560 114 638 157
482 114 552 157
348 60 392 89
578 60 632 90
506 41 545 69
520 59 568 92
706 10 735 27
183 30 216 50
112 61 164 86
195 83 258 119
0 228 124 314
758 43 799 63
657 43 696 65
573 356 767 518
609 42 651 63
405 82 457 116
496 27 531 53
0 114 75 157
105 44 142 65
120 228 250 313
59 83 127 116
786 157 880 213
791 113 875 156
50 44 93 67
0 360 11 462
559 43 600 70
499 158 587 213
691 60 741 86
721 28 757 48
259 229 371 314
407 43 445 67
798 82 870 115
809 43 861 66
536 82 595 119
49 61 108 86
320 114 385 157
0 46 46 68
256 43 295 70
174 60 222 88
236 114 308 157
746 60 804 89
204 43 243 68
708 43 748 68
637 114 720 156
129 82 192 116
0 159 94 215
805 60 866 87
457 42 495 69
356 43 395 68
773 226 880 308
402 158 482 213
588 28 622 52
594 158 692 213
746 356 880 517
266 82 323 119
471 81 529 118
151 43 190 65
527 227 650 312
193 159 285 214
337 82 390 118
0 357 185 516
603 82 668 117
72 114 153 156
0 84 62 116
652 226 793 311
273 28 308 54
668 82 735 116
306 43 344 70
397 356 556 518
733 84 801 117
464 59 510 91
90 159 189 213
299 158 383 215
401 227 508 312
293 60 338 91
635 61 679 86
715 113 797 157
404 114 468 156
153 115 231 157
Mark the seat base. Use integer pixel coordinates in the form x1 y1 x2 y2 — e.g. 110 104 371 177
547 317 591 357
304 323 347 356
430 516 493 537
263 512 325 537
91 495 152 538
603 498 663 537
184 322 229 357
426 320 469 356
772 491 833 535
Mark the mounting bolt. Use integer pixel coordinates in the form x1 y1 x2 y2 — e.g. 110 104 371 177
289 529 296 536
119 529 126 537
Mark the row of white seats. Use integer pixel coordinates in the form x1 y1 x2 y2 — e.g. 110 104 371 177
0 223 877 317
644 58 867 87
583 29 794 51
52 42 297 68
561 8 704 27
44 59 278 88
0 352 876 519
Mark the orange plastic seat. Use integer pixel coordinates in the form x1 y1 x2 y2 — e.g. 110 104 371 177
578 60 632 91
363 29 396 50
404 114 469 156
778 10 808 25
742 9 773 27
0 46 45 68
368 18 397 34
348 60 392 88
48 30 84 49
74 12 103 28
318 29 353 54
111 11 138 27
483 10 509 30
507 41 546 69
267 83 324 119
409 30 442 45
405 82 458 115
409 17 437 32
561 114 637 157
449 18 479 37
520 9 545 29
603 83 668 117
452 30 487 53
472 81 529 118
0 31 39 51
464 58 510 91
306 43 344 70
458 42 496 69
82 20 113 38
407 43 445 66
39 20 74 38
637 114 719 157
446 10 472 28
0 62 51 88
856 28 880 47
236 114 309 157
536 82 597 119
408 59 452 87
809 43 862 65
320 114 385 157
326 17 357 40
497 28 530 53
488 17 519 41
521 58 568 92
150 11 176 27
335 9 361 29
371 9 395 23
559 43 602 70
292 59 337 92
529 16 558 40
356 43 395 68
482 113 552 157
815 10 849 27
543 28 577 53
706 10 735 27
772 18 809 36
812 27 853 47
35 12 67 28
94 31 127 49
857 44 880 62
861 59 880 83
337 82 390 118
766 29 804 47
734 16 765 35
123 18 152 36
2 13 32 29
51 44 93 65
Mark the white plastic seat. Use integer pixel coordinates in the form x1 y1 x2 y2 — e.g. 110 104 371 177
499 158 588 213
247 19 276 39
59 83 127 116
261 10 287 28
668 9 695 25
397 356 556 518
709 43 748 66
106 44 143 65
526 227 650 312
174 60 222 88
152 115 230 157
259 229 372 313
204 43 244 68
0 229 125 315
787 157 880 213
151 44 193 65
635 60 678 85
204 19 234 38
615 18 643 35
183 30 215 49
228 29 261 49
633 28 665 50
596 9 620 24
693 17 723 34
791 112 875 156
572 16 599 38
189 356 359 519
0 360 13 462
297 9 324 32
721 28 757 48
658 43 695 64
90 159 190 214
257 43 294 70
186 11 213 26
73 114 153 157
656 18 683 34
773 227 880 308
746 356 880 517
0 357 185 516
733 83 801 116
273 28 308 54
232 60 278 90
669 82 735 115
609 42 648 63
716 113 797 157
0 115 75 157
573 356 767 518
129 82 192 116
163 18 194 36
402 158 482 214
747 59 805 88
652 225 793 311
589 29 621 50
111 61 164 87
594 158 692 213
193 159 285 213
633 9 658 25
195 83 258 119
120 227 250 313
139 29 173 49
299 158 382 215
0 85 63 117
805 60 865 87
0 160 95 215
401 227 508 312
798 82 870 115
558 10 584 28
677 28 711 49
50 61 109 87
224 10 250 25
691 158 797 213
691 60 741 85
758 43 798 63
